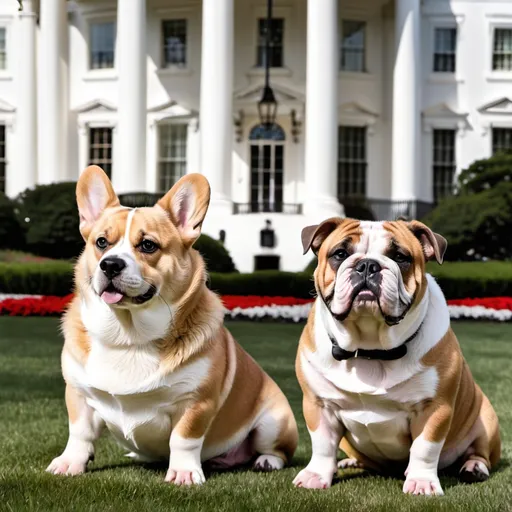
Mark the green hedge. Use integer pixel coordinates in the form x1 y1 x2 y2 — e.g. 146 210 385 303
1 260 512 300
0 261 75 296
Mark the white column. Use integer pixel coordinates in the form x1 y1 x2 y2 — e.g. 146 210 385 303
392 0 420 202
199 0 233 213
116 0 147 193
10 0 37 196
304 0 343 220
39 0 67 184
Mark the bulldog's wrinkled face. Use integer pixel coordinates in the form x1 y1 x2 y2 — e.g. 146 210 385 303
76 166 211 310
302 218 447 326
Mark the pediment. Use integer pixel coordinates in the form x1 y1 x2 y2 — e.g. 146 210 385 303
339 101 379 118
148 100 196 118
478 97 512 114
423 103 467 119
234 83 304 104
0 99 15 113
74 99 116 113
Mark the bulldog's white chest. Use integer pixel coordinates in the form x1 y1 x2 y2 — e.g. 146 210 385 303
302 352 439 462
64 341 211 460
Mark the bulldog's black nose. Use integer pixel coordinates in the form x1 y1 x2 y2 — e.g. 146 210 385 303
355 259 381 278
100 257 126 279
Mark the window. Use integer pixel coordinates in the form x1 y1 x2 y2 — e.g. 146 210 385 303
0 125 5 193
433 27 456 72
90 22 116 69
338 126 367 198
158 124 187 192
89 128 113 179
162 19 187 68
0 28 6 70
492 127 512 154
249 124 285 212
341 20 366 72
493 28 512 71
432 129 456 202
256 18 284 68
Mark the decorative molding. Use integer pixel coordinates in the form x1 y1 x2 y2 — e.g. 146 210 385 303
0 98 15 113
234 82 304 110
291 110 302 143
339 101 379 134
422 103 469 135
478 97 512 114
234 110 244 143
74 98 116 113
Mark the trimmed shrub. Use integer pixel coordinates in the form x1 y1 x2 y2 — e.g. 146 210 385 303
194 235 237 273
0 261 74 296
2 260 512 300
16 182 84 260
0 193 24 250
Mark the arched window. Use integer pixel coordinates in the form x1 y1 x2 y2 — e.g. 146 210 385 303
249 123 286 141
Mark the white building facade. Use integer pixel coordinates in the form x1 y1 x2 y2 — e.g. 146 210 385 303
1 0 512 271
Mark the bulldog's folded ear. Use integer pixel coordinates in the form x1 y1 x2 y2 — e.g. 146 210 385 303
407 220 447 265
301 218 343 255
76 165 120 240
157 173 211 247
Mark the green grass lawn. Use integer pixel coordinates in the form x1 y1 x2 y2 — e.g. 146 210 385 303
0 318 510 512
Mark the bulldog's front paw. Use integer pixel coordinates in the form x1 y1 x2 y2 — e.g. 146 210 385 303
403 477 444 496
165 466 206 486
46 454 89 476
293 468 333 489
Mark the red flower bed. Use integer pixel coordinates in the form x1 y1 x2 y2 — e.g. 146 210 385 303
0 295 74 317
1 294 512 317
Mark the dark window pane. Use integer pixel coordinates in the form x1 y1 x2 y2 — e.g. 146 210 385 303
341 20 366 72
493 29 512 71
162 19 187 67
432 129 456 202
89 127 114 179
337 126 367 200
90 22 116 69
433 27 456 72
158 124 187 192
256 18 284 68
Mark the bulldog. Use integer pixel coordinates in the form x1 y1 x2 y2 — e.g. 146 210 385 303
47 166 298 484
293 218 500 496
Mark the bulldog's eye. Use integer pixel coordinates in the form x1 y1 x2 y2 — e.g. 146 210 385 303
139 239 158 254
332 249 349 261
394 252 411 264
96 237 108 250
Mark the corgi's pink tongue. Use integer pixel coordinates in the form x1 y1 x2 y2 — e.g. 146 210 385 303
101 290 124 304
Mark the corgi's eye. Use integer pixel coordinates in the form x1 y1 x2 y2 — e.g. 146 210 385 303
139 239 158 254
394 252 411 265
96 237 108 250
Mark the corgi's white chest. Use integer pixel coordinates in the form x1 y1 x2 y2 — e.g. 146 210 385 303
65 341 211 459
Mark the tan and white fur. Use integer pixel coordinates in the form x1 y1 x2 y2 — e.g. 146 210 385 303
47 166 298 485
293 218 500 496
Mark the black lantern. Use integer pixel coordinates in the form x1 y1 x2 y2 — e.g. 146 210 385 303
258 0 278 127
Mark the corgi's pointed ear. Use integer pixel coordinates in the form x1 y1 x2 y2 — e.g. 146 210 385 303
76 166 119 240
157 173 211 247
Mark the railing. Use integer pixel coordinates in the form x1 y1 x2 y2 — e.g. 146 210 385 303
118 193 163 208
233 202 303 214
341 198 434 221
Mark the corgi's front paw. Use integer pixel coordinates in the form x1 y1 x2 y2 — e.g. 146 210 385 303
293 468 333 489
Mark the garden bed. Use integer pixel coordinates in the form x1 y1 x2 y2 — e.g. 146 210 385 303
2 294 512 322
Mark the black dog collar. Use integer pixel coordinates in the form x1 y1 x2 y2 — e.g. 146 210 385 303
329 324 422 361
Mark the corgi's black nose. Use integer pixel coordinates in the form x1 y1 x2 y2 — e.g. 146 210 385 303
100 257 126 279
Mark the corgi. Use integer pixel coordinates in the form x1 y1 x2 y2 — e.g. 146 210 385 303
47 166 298 485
